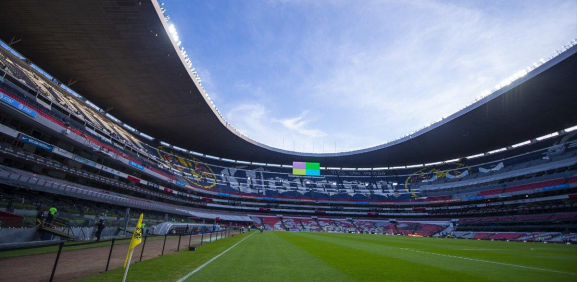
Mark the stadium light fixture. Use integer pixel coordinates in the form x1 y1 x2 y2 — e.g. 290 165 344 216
173 146 187 152
406 164 423 168
204 155 220 160
511 140 531 148
122 123 136 132
189 151 204 157
373 167 389 170
139 132 154 141
564 125 577 132
536 132 559 141
488 148 507 154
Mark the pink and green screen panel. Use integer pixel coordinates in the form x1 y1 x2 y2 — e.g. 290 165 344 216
293 162 320 176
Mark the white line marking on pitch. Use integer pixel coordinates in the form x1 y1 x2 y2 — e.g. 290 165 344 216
458 248 504 251
175 232 256 282
399 248 577 276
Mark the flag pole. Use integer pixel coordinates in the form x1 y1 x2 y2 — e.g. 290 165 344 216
122 249 134 282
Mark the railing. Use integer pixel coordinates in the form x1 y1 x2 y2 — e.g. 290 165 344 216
0 227 239 282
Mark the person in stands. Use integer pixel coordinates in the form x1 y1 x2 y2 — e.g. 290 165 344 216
46 206 57 224
95 218 105 242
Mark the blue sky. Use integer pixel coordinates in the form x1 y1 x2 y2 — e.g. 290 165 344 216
162 0 576 153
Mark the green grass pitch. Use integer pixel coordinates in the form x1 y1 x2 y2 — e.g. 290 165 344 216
77 231 577 282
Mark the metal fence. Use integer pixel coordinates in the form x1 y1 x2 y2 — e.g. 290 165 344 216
0 227 237 282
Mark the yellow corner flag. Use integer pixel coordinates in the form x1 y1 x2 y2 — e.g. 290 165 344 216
124 213 144 268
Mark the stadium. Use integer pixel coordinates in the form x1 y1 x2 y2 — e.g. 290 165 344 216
0 1 576 282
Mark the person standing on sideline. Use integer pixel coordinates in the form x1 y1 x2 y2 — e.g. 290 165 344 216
95 218 105 242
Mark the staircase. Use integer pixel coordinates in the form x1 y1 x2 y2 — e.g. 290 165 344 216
435 224 454 237
280 218 288 231
259 217 265 228
314 218 324 231
371 221 381 234
351 220 362 233
393 224 401 235
411 223 420 235
38 218 76 239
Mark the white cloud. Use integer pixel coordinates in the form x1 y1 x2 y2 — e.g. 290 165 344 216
297 0 577 147
226 103 327 151
277 111 326 138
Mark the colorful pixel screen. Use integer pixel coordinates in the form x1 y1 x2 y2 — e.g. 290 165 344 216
293 162 320 176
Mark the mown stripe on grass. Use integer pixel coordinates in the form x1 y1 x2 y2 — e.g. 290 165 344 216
304 232 577 273
175 232 256 282
399 247 577 276
287 232 575 282
184 231 355 282
279 232 493 282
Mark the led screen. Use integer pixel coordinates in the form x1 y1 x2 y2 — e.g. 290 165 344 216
293 162 320 176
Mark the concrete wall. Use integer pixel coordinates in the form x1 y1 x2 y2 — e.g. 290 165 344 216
0 228 38 244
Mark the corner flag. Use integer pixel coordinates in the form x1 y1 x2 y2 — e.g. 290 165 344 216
122 213 144 282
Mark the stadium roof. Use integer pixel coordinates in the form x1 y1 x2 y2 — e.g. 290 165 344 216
0 0 576 168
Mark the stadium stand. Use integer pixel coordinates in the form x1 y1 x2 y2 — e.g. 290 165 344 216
262 217 283 231
0 43 576 246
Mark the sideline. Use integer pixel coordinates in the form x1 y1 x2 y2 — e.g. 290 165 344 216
399 247 577 276
175 232 256 282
